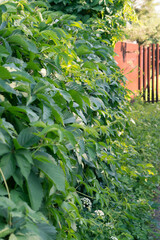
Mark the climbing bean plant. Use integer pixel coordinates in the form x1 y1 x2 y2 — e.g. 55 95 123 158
0 0 158 239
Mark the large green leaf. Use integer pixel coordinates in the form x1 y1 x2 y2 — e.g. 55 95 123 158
17 127 40 148
16 149 33 164
8 106 39 122
41 30 58 44
69 90 83 108
83 61 97 70
19 222 56 240
0 153 16 180
76 45 93 56
38 124 64 142
36 223 56 240
36 94 63 124
0 78 16 94
11 71 35 83
0 143 10 156
0 67 11 79
0 196 15 209
27 172 43 211
0 225 15 238
50 104 64 124
8 34 38 53
0 45 9 58
35 160 65 192
15 153 31 179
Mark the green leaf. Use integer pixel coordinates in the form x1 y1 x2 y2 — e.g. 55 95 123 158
11 71 35 83
76 45 93 56
0 196 15 209
20 222 56 240
52 28 66 39
13 169 23 187
69 90 83 108
83 61 97 69
15 153 31 179
33 151 56 164
0 153 16 180
98 62 108 72
8 106 39 122
41 30 58 44
17 127 40 148
0 225 15 238
35 160 65 192
16 149 33 164
0 143 10 156
25 108 39 122
36 223 56 240
0 184 7 196
70 21 83 29
0 67 11 79
27 172 43 211
59 90 72 102
8 34 38 53
0 78 16 94
63 130 76 146
63 110 75 124
9 234 17 240
38 125 64 142
0 45 9 58
50 105 64 125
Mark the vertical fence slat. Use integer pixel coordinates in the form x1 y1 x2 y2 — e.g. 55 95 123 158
152 44 155 103
143 47 147 101
156 44 159 102
139 46 143 91
147 45 151 102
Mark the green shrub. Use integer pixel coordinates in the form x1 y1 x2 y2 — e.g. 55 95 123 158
0 1 159 239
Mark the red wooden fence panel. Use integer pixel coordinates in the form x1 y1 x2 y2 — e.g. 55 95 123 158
114 42 160 103
114 42 139 93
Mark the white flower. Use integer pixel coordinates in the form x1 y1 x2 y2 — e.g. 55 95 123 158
94 210 104 217
111 237 118 240
39 68 47 77
81 197 92 210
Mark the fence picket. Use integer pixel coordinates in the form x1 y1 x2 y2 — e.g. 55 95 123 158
139 46 143 91
147 46 151 102
152 44 155 103
156 44 159 102
143 47 147 101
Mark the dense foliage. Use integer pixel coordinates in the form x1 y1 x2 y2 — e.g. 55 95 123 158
0 0 159 239
48 0 133 44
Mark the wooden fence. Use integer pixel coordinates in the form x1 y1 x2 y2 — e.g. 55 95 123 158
139 44 159 103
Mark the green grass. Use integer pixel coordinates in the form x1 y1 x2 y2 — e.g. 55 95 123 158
128 100 160 238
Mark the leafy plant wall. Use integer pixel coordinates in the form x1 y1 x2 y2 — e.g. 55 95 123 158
0 1 157 240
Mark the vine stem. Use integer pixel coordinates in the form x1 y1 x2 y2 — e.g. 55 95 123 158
0 168 12 226
76 191 95 199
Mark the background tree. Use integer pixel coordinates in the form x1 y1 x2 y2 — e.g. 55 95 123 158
124 0 160 44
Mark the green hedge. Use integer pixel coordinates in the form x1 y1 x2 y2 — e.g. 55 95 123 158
0 1 158 239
